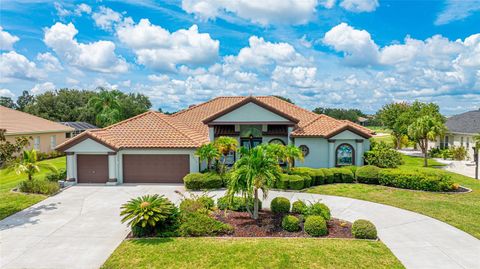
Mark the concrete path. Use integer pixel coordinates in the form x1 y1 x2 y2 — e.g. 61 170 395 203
1 185 479 269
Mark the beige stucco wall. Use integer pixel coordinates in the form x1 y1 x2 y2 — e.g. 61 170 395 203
429 133 476 160
5 132 69 153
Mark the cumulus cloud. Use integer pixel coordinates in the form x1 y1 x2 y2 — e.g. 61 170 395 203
0 51 43 81
54 2 71 17
339 0 379 12
0 27 19 50
36 52 63 71
116 19 219 71
92 6 122 30
75 3 92 15
30 81 56 94
272 66 317 88
435 0 480 25
0 88 15 98
44 22 128 73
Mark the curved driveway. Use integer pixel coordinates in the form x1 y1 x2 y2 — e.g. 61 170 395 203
1 185 479 269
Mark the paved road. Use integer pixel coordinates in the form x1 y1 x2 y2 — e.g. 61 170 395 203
1 185 479 269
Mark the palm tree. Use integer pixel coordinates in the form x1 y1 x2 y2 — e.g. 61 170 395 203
88 89 122 127
214 136 238 164
284 144 304 171
408 115 446 167
264 143 287 165
9 149 57 181
195 143 220 171
474 133 480 149
228 145 280 219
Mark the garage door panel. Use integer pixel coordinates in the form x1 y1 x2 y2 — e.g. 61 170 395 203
123 154 189 183
77 155 109 183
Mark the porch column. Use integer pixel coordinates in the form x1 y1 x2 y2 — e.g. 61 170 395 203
356 139 364 166
328 139 335 167
208 126 214 142
108 152 117 183
66 152 75 182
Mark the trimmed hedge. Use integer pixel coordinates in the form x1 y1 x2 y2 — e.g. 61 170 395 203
356 165 381 184
330 168 355 183
282 215 300 232
378 169 454 192
18 179 59 195
183 173 223 190
319 168 334 184
343 165 358 175
352 219 377 239
292 200 308 214
305 202 331 220
217 196 261 212
304 216 328 237
179 212 233 237
271 197 290 214
45 168 67 182
290 168 314 188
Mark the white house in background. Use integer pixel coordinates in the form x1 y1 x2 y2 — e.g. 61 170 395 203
56 96 373 185
430 109 480 160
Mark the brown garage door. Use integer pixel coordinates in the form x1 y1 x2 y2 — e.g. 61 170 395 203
123 154 190 183
77 155 109 183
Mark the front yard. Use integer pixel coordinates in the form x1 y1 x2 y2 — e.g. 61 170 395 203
102 238 403 269
307 155 480 238
0 156 66 220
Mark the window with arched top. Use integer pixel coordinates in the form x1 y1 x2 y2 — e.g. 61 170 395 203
336 143 354 166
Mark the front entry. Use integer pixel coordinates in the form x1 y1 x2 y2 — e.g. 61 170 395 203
240 137 262 149
77 155 109 183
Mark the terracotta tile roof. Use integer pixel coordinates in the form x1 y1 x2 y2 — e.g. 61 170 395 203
58 96 373 150
0 105 74 135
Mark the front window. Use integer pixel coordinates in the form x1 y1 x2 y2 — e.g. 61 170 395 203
336 144 354 166
240 137 262 149
50 135 56 149
34 136 40 150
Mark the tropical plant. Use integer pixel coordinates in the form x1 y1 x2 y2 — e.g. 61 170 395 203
284 144 304 171
87 89 122 127
214 136 238 173
364 141 403 168
264 143 287 164
474 133 480 149
8 149 57 181
195 143 220 171
408 115 446 167
0 129 31 166
377 102 411 149
227 145 281 219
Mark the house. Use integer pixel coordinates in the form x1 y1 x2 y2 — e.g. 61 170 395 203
430 109 480 160
0 106 74 153
56 96 374 184
60 122 98 138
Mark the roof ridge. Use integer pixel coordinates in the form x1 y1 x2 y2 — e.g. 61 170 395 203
102 110 156 130
152 112 204 145
172 96 245 117
257 96 319 117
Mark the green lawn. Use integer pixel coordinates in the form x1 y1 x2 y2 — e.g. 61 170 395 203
0 156 66 220
307 155 480 238
365 126 392 134
102 238 404 269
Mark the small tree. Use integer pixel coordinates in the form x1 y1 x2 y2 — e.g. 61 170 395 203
228 145 280 219
214 136 238 165
284 144 303 171
195 143 220 171
9 149 57 181
0 129 31 166
408 116 446 167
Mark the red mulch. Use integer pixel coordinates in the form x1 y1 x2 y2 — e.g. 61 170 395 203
212 210 353 238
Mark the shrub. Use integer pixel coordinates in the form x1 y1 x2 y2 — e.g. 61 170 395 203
120 195 179 237
319 169 334 184
311 169 325 185
282 215 300 232
356 165 380 184
18 179 59 195
183 172 223 190
291 200 308 214
276 174 290 189
288 175 305 190
364 142 403 168
378 169 454 192
290 168 315 187
352 219 377 239
217 196 261 212
179 193 215 214
304 216 328 237
343 165 358 175
179 212 233 237
305 202 331 220
45 168 67 182
330 168 354 183
449 146 468 161
271 197 290 214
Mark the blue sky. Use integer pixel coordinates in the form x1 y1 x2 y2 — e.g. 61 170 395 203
1 0 479 114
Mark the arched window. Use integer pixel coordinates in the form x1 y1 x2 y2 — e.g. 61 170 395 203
336 143 354 166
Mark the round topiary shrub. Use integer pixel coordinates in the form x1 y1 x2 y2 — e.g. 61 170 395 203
291 200 308 214
356 165 380 184
282 215 300 232
306 202 331 220
304 215 328 237
288 175 305 190
352 219 377 239
270 197 291 214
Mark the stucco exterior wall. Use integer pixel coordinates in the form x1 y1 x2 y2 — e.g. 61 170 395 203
213 102 291 123
430 133 476 160
5 132 69 153
294 138 330 168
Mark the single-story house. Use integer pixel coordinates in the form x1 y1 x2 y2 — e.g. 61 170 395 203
429 109 480 160
56 96 373 184
60 122 98 138
0 105 74 153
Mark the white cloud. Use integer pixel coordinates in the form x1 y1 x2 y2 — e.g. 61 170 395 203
75 3 92 15
66 77 79 85
272 66 317 88
339 0 379 12
54 2 71 17
44 22 128 73
30 81 55 94
181 0 318 25
320 0 336 9
117 19 219 71
0 27 19 50
0 51 43 81
92 6 122 30
0 88 15 98
36 52 63 71
435 0 480 25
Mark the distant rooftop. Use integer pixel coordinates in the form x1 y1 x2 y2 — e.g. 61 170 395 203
60 122 98 131
446 109 480 134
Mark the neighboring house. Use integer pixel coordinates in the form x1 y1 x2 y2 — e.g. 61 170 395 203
56 96 373 184
356 116 368 126
0 106 74 153
60 122 98 138
429 109 480 160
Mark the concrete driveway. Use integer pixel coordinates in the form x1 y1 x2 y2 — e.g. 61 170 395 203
1 185 479 269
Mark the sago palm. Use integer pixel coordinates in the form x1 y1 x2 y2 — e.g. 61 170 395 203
120 194 175 229
195 143 220 171
10 149 57 181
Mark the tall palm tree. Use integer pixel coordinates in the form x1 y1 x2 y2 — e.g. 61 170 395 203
408 115 446 167
195 143 220 171
88 89 122 127
284 144 304 171
228 145 280 219
10 149 57 181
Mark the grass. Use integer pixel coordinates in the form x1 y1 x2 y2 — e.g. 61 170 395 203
102 238 404 269
307 154 480 238
365 126 392 134
0 156 66 220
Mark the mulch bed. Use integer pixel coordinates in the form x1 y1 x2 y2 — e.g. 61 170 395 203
212 210 353 238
